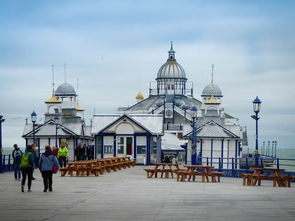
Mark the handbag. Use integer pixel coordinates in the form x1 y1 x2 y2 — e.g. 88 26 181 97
48 156 58 173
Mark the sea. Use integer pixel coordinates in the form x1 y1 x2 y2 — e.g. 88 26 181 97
2 147 295 171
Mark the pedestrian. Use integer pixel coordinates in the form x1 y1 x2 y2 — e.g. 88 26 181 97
20 145 35 192
31 144 39 180
86 145 92 160
39 146 60 192
58 142 69 167
12 144 22 180
52 146 58 157
75 144 82 161
82 144 87 160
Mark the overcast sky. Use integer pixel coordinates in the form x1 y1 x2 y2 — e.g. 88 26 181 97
0 0 294 150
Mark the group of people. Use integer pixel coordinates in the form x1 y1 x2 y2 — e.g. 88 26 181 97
12 143 70 192
74 144 94 161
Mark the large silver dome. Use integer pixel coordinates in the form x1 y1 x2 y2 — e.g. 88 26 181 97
156 43 186 79
55 82 76 96
157 61 186 79
202 83 222 97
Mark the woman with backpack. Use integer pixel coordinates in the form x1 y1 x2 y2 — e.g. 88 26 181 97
20 145 35 192
39 146 60 192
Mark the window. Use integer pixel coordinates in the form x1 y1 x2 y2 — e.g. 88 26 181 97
103 145 113 154
137 145 146 154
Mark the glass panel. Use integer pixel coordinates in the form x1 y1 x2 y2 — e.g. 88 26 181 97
103 145 113 154
137 145 146 154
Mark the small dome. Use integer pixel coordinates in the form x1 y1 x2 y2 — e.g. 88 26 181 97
55 83 76 96
202 83 223 97
135 92 144 100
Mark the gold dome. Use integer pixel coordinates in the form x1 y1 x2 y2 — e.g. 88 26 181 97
45 94 62 103
136 92 144 100
76 104 84 111
206 95 220 104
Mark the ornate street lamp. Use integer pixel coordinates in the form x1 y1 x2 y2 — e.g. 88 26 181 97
0 115 5 173
54 115 59 148
251 96 262 167
191 106 199 165
31 111 38 155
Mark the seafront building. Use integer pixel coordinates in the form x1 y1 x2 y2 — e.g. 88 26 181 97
92 43 248 165
22 81 92 160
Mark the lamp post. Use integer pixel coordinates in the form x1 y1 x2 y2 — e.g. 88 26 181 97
251 96 262 167
54 115 59 148
31 111 38 155
0 115 5 173
191 106 198 165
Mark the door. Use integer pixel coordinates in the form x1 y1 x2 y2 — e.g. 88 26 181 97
117 136 133 157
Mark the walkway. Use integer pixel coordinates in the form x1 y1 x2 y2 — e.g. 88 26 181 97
0 166 294 221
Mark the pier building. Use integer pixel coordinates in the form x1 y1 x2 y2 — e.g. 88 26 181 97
23 80 92 160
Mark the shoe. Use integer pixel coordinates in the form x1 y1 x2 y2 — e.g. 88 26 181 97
43 189 48 192
28 189 32 192
32 177 36 180
21 185 24 192
49 188 53 192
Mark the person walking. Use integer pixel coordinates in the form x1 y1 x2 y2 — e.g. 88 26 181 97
20 145 35 192
39 146 60 192
58 142 69 167
75 144 82 161
52 146 58 157
12 145 22 180
31 144 39 180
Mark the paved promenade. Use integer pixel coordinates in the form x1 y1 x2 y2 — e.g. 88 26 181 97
0 166 295 221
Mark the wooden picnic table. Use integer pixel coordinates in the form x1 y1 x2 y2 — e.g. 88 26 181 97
144 163 180 179
181 165 215 182
248 167 287 187
60 157 136 177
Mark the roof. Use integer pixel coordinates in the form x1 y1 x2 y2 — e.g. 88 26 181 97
184 120 240 139
23 119 91 138
91 114 163 135
161 132 186 151
201 83 223 97
124 94 201 112
45 94 62 103
55 82 76 96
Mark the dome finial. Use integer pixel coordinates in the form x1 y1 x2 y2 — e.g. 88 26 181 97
168 41 176 60
211 64 214 84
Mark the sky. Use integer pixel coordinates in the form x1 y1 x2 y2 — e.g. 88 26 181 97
0 0 295 150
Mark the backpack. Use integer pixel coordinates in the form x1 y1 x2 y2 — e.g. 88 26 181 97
15 151 22 163
21 152 32 168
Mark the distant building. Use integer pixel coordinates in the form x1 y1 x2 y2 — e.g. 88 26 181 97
23 81 92 160
116 43 248 165
91 114 163 164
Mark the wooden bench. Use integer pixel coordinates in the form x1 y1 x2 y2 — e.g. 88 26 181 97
241 173 253 185
210 171 224 183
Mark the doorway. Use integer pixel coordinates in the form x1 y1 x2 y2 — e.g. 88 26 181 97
117 136 133 157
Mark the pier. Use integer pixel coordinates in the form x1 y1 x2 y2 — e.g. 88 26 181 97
0 166 295 221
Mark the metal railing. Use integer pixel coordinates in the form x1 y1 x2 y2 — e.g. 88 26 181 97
0 154 13 172
194 156 295 178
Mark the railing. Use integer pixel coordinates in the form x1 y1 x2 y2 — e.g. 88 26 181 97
194 156 295 179
0 154 13 172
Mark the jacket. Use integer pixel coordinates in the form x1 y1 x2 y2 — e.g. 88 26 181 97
39 153 60 172
58 147 69 157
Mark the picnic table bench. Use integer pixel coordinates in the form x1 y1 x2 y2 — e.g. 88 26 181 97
241 168 293 187
60 157 136 177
